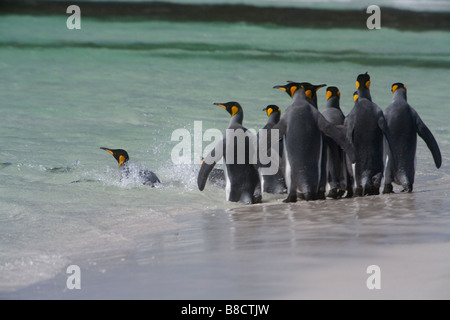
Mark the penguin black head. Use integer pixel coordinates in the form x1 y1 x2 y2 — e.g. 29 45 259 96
273 82 326 99
356 72 371 90
262 105 281 117
353 91 359 102
213 102 243 118
391 82 407 93
326 86 341 101
100 147 129 168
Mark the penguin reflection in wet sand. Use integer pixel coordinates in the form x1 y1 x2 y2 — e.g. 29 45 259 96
383 83 441 193
322 86 353 198
272 82 355 202
197 102 262 204
258 105 287 194
345 72 397 196
100 148 161 187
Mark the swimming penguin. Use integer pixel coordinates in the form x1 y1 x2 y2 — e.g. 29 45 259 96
258 105 287 194
100 147 161 187
0 162 12 169
272 81 355 202
322 86 353 198
344 73 397 196
383 83 441 193
197 102 262 204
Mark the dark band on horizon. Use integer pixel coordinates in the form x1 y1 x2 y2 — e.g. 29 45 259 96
1 1 449 31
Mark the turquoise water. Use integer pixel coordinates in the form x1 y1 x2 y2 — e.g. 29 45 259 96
1 13 450 298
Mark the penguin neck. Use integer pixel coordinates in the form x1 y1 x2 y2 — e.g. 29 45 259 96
393 89 407 102
228 112 244 127
266 112 280 127
292 90 313 105
326 97 341 110
357 88 372 101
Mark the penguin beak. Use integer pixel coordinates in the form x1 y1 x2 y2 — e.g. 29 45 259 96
315 84 327 90
213 102 226 109
273 85 286 92
101 147 114 156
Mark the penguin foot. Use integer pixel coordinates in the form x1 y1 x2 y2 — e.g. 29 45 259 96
345 187 354 198
354 186 363 197
252 195 263 204
327 188 340 199
317 191 326 200
383 183 394 194
283 194 297 203
367 187 380 196
401 184 413 193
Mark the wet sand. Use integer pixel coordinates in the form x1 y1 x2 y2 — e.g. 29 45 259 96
4 176 450 300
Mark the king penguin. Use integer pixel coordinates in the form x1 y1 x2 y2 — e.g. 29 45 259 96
258 105 287 194
271 81 355 202
100 147 161 187
383 83 441 193
344 73 397 196
322 86 353 198
197 102 262 204
281 82 330 199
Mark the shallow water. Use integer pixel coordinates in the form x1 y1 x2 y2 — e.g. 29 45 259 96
0 9 450 299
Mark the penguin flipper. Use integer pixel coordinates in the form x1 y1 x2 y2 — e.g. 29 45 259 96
412 109 442 168
377 115 399 171
271 117 287 137
317 114 356 163
198 160 217 191
198 139 224 191
344 113 355 146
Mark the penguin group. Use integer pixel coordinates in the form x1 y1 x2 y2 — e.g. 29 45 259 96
197 72 442 204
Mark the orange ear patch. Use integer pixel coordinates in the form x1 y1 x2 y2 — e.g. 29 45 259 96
231 106 239 117
305 90 313 99
118 155 126 168
290 86 298 97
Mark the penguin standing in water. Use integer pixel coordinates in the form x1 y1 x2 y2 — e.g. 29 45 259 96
322 86 353 198
283 82 329 199
197 102 262 204
100 147 161 187
383 83 441 193
344 73 397 196
258 105 287 194
272 82 355 202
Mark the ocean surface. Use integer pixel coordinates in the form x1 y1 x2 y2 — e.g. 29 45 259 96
1 1 450 299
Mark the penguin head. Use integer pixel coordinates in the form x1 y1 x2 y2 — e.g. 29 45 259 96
273 82 326 99
213 102 243 118
262 105 281 117
326 86 341 101
353 91 359 102
100 147 129 168
391 82 407 93
356 72 371 90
